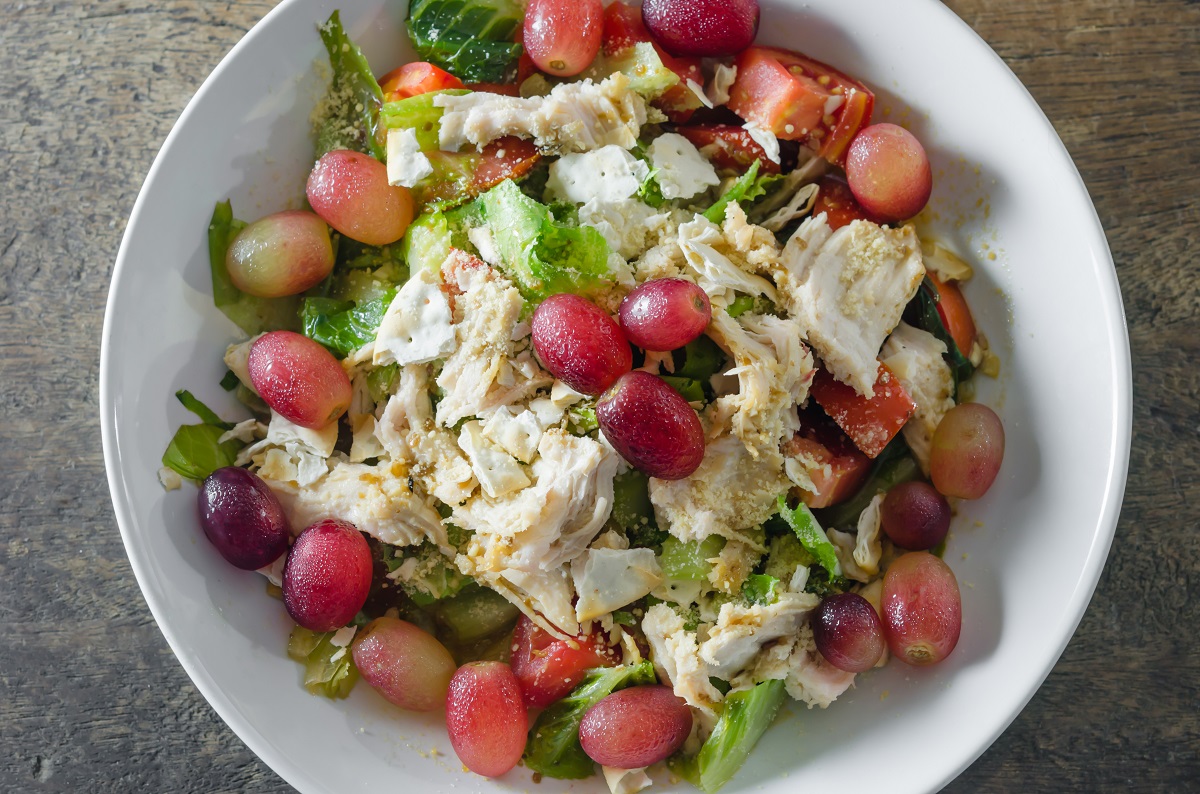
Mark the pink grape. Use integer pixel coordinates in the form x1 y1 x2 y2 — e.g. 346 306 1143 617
845 124 933 222
306 150 414 246
929 403 1005 499
524 0 603 77
226 210 334 298
642 0 759 57
531 293 633 395
248 331 352 430
579 686 692 768
445 662 528 777
351 617 457 712
812 593 886 673
197 466 290 570
881 481 952 551
881 552 962 666
282 519 372 633
597 370 704 480
618 278 712 352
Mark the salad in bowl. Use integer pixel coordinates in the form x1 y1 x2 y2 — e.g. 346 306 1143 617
158 0 1006 790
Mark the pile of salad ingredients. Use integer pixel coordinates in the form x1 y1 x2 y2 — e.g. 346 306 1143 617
160 0 1006 790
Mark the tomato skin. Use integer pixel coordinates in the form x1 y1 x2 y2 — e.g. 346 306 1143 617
677 124 781 174
812 175 880 230
414 137 541 207
927 273 977 355
510 615 618 707
379 62 464 101
601 2 704 122
810 364 916 459
728 46 874 165
786 408 873 507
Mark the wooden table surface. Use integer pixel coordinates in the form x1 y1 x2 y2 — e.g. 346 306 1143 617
1 0 1197 791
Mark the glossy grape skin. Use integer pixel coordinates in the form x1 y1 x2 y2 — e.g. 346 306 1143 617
225 211 334 298
597 370 704 480
306 150 414 246
197 467 290 570
642 0 759 57
579 686 692 769
881 552 962 666
351 617 457 712
929 403 1005 499
248 331 352 430
812 593 886 673
531 293 633 395
524 0 603 77
445 662 528 777
845 123 933 222
618 278 711 352
881 481 952 551
282 519 372 633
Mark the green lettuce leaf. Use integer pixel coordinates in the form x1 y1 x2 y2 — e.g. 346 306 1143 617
582 41 679 99
660 535 727 581
524 661 658 779
161 391 245 482
703 160 785 224
407 0 524 84
366 363 400 403
300 288 396 358
287 626 360 699
315 11 385 160
660 375 706 403
674 335 725 381
741 574 782 605
433 583 519 643
776 496 840 578
673 679 787 793
207 201 300 336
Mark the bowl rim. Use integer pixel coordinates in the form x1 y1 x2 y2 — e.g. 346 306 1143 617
100 0 1132 791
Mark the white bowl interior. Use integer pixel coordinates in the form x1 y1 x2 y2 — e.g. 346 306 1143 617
101 1 1130 792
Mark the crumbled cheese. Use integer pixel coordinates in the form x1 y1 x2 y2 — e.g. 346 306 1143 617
373 267 457 367
219 418 266 446
571 548 663 622
603 766 652 794
264 410 338 458
157 467 182 491
457 420 531 499
743 121 781 164
385 127 433 188
881 322 956 473
546 145 650 204
707 63 738 106
330 625 357 648
467 226 503 268
481 405 544 463
648 133 721 200
577 198 660 260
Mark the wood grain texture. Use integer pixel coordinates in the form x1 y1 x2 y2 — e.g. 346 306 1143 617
0 0 1196 791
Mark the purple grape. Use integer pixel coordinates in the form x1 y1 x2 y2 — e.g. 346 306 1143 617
619 278 712 352
812 592 886 673
597 371 704 480
881 481 952 551
283 519 372 632
197 467 290 570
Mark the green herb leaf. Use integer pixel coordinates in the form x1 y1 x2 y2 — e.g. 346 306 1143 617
675 335 725 382
316 10 385 160
175 390 235 430
219 370 240 392
161 424 242 482
406 0 524 84
776 496 840 578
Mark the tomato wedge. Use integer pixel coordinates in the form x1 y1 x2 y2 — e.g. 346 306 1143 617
810 364 916 459
812 175 879 229
510 615 618 707
928 273 977 355
785 409 873 508
379 62 464 102
677 125 781 175
728 46 873 165
602 2 705 123
416 137 541 207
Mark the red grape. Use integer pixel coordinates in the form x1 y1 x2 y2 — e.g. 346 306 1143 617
282 519 372 633
929 403 1005 499
618 278 711 352
531 293 633 395
524 0 603 77
597 371 704 480
642 0 759 57
197 467 290 570
351 617 457 712
881 481 952 551
445 662 528 777
510 615 618 707
812 592 886 673
248 331 352 430
226 211 334 298
881 552 961 666
579 686 692 768
845 123 933 222
306 150 414 246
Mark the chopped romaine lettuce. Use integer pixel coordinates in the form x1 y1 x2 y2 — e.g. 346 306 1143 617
401 211 455 274
761 533 815 583
741 574 782 605
219 370 240 392
174 389 234 430
660 535 727 581
381 541 473 607
660 375 706 403
567 403 600 435
433 584 520 644
300 287 396 358
380 88 471 151
673 679 787 793
675 335 725 381
161 390 245 482
366 363 399 403
287 626 360 699
406 0 524 84
611 470 667 549
208 201 300 336
524 661 658 779
582 41 679 99
335 238 408 273
776 496 840 578
703 160 785 224
315 11 385 161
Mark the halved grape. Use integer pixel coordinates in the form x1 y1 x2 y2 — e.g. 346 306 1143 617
445 662 528 777
881 551 962 666
197 466 290 570
351 617 457 712
642 0 759 57
226 211 334 298
929 403 1005 499
881 481 952 551
845 123 933 222
597 370 704 480
524 0 603 77
812 592 886 673
248 331 352 430
579 685 692 769
306 150 414 246
618 278 711 352
531 293 633 395
282 519 372 633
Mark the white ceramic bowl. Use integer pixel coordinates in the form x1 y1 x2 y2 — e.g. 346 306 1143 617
101 0 1131 791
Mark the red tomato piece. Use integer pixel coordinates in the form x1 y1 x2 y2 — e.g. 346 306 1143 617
728 46 874 165
379 62 464 102
464 82 522 96
510 615 618 708
470 137 542 192
785 407 873 508
601 2 704 123
809 364 916 459
677 125 781 174
812 175 879 230
413 138 541 207
927 273 977 355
